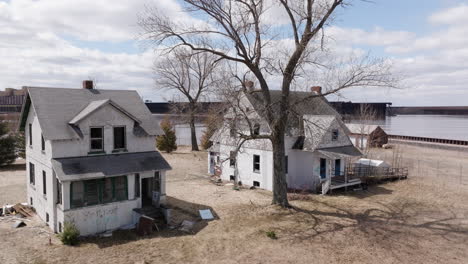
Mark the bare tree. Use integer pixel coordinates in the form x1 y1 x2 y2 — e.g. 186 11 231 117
355 103 377 153
154 48 220 151
140 0 398 207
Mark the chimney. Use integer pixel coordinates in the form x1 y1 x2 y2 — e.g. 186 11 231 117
82 80 94 89
244 80 254 91
311 86 322 94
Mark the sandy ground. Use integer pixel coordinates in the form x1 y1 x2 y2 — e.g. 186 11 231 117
1 146 468 264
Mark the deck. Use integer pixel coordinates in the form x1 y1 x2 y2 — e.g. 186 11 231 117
322 166 409 194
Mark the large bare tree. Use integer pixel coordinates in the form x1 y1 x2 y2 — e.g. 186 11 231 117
154 48 219 151
140 0 397 207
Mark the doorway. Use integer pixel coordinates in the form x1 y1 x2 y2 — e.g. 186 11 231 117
335 159 341 176
141 177 153 207
320 158 327 179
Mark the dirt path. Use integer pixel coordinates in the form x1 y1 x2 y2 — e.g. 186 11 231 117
1 147 467 264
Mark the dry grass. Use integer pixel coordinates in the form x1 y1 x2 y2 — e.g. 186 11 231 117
1 146 468 263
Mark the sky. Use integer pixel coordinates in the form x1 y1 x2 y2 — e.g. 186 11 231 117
0 0 467 106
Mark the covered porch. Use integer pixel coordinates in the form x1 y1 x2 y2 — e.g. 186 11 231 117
317 145 363 194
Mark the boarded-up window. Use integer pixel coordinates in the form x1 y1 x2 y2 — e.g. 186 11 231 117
113 126 126 149
29 163 35 185
90 127 104 151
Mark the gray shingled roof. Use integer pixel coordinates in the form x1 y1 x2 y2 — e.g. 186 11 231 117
244 90 340 135
21 87 162 140
52 151 172 181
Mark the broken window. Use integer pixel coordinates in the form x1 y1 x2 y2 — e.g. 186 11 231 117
229 151 236 167
253 155 260 173
29 163 35 185
253 123 260 135
113 126 126 150
90 127 104 151
42 170 47 196
332 129 339 141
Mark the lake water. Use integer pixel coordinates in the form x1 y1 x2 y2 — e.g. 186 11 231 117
351 115 468 141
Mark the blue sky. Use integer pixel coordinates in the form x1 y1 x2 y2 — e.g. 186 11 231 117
0 0 467 106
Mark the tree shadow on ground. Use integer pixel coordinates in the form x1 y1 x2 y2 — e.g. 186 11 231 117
270 195 468 260
81 196 218 248
332 185 394 198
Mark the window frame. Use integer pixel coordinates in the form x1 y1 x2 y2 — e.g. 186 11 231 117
70 176 129 209
89 127 104 152
113 126 127 150
56 178 62 205
42 170 47 196
135 173 140 198
28 123 32 146
29 163 35 186
253 155 261 173
41 134 45 152
332 129 339 141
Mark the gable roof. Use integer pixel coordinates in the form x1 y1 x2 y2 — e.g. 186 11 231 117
69 99 141 125
243 90 340 135
19 87 162 140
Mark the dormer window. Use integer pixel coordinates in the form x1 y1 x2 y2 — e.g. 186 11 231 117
253 123 260 136
113 126 126 150
332 129 339 141
90 127 104 152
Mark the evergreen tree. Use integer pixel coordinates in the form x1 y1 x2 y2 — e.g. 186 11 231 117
14 132 25 159
156 119 177 153
0 122 17 166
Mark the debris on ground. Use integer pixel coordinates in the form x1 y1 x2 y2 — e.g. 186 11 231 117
179 220 195 233
199 209 214 220
12 220 26 228
249 186 256 190
137 215 157 236
1 203 35 218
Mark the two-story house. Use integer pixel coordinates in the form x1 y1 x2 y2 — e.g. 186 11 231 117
19 81 171 236
208 87 362 194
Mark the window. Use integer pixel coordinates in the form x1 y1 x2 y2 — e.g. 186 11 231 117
115 176 128 201
29 163 35 185
113 126 126 150
70 176 129 209
135 174 140 198
56 178 62 205
90 127 104 151
29 123 32 146
320 158 327 179
58 222 62 233
46 213 49 223
253 123 260 135
229 151 236 167
285 156 288 174
253 181 260 187
253 155 260 172
42 171 47 195
332 129 339 141
154 171 161 192
30 197 33 205
230 175 235 181
41 134 45 152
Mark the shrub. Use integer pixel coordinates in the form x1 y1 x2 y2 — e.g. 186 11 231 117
200 113 221 150
156 119 177 153
0 122 17 167
58 222 80 246
266 230 277 239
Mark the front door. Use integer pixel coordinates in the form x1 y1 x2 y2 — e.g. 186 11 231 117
335 159 341 176
141 177 153 207
320 158 327 179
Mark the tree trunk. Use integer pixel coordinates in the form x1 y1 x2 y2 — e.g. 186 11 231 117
271 129 289 207
189 112 199 151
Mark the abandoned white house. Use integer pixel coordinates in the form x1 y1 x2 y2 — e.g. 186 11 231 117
208 88 362 193
19 81 171 236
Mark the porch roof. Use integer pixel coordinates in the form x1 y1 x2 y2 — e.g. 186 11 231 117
52 151 171 181
317 145 362 159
